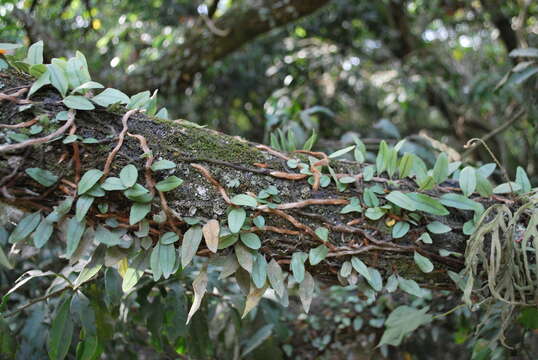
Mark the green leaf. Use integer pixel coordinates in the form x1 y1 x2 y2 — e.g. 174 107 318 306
351 257 372 282
379 306 432 346
72 81 103 94
414 252 434 273
29 63 47 77
155 176 183 192
127 90 151 110
130 202 151 225
228 208 246 233
477 163 496 178
392 221 410 239
8 211 41 243
459 166 476 197
101 177 127 191
363 165 375 181
363 188 379 207
28 69 51 97
517 307 538 329
235 243 254 272
267 259 285 298
339 176 356 184
440 193 482 211
151 243 176 280
426 221 451 234
341 197 362 214
509 48 538 57
340 261 352 277
76 195 94 221
187 266 208 323
91 88 130 107
385 274 399 293
406 193 449 216
252 253 268 288
432 153 449 184
31 218 53 248
418 232 433 244
95 225 121 247
120 164 138 188
252 215 265 227
46 197 74 223
376 140 388 175
309 244 328 265
386 191 416 211
181 226 203 268
151 159 176 171
418 176 435 190
48 63 68 97
475 172 493 197
365 207 385 220
240 232 261 249
515 166 531 194
25 167 58 187
63 95 95 110
328 145 355 159
66 56 91 90
231 194 258 207
0 246 12 270
386 148 398 178
25 41 43 65
299 271 315 313
241 324 274 358
78 169 103 195
398 153 414 178
65 217 86 257
303 130 317 151
398 277 426 297
291 252 307 283
155 107 169 119
315 227 329 241
492 182 521 194
122 253 146 292
366 268 383 291
48 296 74 360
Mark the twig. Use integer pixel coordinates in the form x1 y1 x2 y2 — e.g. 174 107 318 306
295 150 329 191
3 286 71 318
255 144 290 160
0 109 76 153
127 132 155 194
200 13 230 36
0 88 31 104
102 109 137 177
268 171 308 180
462 108 525 158
190 163 231 204
257 198 348 211
251 226 300 236
0 118 37 129
260 207 336 250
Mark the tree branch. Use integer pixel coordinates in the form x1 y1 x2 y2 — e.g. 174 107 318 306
130 0 332 92
0 70 527 290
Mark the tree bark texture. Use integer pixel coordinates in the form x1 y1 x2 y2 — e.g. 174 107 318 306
0 69 516 290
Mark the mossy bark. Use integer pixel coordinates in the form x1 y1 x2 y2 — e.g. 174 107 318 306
0 69 500 289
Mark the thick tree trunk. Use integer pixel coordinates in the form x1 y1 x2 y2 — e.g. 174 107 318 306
127 0 331 93
0 69 510 289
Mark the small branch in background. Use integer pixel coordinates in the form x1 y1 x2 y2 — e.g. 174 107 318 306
462 108 526 158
